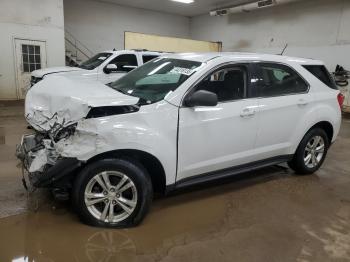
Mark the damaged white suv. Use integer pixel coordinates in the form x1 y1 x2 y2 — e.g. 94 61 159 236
17 53 342 227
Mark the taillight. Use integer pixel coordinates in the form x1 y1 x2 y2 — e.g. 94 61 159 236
337 93 345 109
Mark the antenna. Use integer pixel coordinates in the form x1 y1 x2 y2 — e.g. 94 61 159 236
280 44 288 55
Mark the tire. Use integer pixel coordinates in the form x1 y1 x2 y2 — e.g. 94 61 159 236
72 158 153 228
288 128 329 175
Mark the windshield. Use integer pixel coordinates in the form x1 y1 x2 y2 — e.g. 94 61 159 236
108 58 202 103
78 52 113 70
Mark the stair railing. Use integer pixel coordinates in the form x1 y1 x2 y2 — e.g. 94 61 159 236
64 30 94 63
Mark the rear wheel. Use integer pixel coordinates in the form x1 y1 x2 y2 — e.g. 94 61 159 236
288 128 329 175
73 158 153 228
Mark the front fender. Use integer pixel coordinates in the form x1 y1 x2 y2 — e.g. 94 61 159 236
55 102 178 185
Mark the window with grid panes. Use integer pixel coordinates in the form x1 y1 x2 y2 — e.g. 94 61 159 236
22 44 41 72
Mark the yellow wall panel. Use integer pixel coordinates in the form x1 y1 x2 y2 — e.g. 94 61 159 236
124 32 222 53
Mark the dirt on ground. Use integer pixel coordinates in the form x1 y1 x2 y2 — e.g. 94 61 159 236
0 101 350 262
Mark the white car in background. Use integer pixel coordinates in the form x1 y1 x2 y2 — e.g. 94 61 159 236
30 49 164 87
17 52 343 228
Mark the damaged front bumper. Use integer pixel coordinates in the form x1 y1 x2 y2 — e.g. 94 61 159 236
16 134 81 190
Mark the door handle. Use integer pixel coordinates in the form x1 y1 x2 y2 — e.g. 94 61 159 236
297 99 308 106
240 107 255 117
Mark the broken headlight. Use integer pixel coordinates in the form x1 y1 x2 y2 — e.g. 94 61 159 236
53 123 77 142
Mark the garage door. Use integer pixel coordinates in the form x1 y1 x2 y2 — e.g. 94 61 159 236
124 32 222 53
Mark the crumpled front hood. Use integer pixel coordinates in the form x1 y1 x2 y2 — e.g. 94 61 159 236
31 66 84 78
25 75 139 133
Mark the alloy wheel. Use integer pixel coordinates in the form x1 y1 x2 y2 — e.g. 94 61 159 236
304 135 325 169
84 171 138 223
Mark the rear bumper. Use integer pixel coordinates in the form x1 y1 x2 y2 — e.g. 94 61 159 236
16 134 81 190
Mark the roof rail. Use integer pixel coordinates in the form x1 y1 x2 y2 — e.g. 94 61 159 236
131 49 149 52
110 48 173 53
130 49 173 53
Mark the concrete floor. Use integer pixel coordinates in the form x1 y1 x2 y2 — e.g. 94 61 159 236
0 100 350 262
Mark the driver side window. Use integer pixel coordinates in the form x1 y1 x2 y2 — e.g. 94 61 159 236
195 66 247 102
108 54 138 72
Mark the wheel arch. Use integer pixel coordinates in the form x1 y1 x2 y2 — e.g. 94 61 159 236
308 121 334 143
291 120 334 155
86 149 167 194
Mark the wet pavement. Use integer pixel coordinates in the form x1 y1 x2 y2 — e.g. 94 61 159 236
0 101 350 262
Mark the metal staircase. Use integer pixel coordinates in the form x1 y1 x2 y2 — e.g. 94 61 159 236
65 30 94 66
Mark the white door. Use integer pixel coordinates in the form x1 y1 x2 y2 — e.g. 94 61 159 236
177 65 259 181
14 39 46 99
253 62 312 160
98 53 138 84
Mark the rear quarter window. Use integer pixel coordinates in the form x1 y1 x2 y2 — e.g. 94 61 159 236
256 63 309 97
303 65 338 89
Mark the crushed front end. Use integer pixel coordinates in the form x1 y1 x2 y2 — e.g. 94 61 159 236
16 132 81 192
16 75 140 194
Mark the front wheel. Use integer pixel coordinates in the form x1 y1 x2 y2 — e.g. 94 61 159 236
288 128 330 175
73 158 153 228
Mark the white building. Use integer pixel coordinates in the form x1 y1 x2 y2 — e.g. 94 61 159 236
0 0 65 100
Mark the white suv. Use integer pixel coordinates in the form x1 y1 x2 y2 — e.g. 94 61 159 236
30 49 164 87
17 53 343 228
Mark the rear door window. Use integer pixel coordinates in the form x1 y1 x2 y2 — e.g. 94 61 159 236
256 63 309 97
142 55 159 64
303 65 337 89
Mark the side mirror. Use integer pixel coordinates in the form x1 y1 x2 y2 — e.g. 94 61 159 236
104 64 118 74
184 90 218 107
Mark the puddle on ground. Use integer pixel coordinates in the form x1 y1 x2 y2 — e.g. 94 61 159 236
1 165 350 262
0 127 5 145
0 181 230 262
